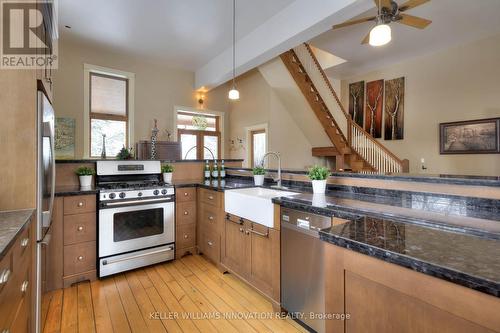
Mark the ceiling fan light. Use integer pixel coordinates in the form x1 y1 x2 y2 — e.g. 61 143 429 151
228 87 240 100
369 24 391 46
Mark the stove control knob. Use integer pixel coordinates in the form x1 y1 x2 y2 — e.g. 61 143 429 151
119 192 126 199
109 193 116 199
138 192 143 197
161 189 167 195
153 189 160 196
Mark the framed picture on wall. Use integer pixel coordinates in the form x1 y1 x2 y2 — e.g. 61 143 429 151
439 118 500 154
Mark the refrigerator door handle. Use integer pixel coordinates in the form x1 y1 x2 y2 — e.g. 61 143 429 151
42 121 55 228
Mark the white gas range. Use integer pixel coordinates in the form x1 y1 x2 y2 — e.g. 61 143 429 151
96 160 175 277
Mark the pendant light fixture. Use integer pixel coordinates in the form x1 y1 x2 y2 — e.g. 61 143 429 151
369 0 391 47
228 0 239 100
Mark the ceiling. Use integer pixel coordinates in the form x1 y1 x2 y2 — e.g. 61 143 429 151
59 0 295 70
310 0 500 79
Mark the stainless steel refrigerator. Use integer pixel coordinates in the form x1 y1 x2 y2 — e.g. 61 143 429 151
36 90 55 333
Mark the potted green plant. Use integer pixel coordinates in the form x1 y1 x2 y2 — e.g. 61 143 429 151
308 165 330 194
252 166 266 186
161 164 174 184
116 146 133 160
75 166 95 187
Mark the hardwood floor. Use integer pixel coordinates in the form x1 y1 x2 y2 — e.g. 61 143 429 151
42 254 306 333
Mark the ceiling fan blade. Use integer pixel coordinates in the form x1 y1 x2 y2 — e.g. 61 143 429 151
397 13 432 29
399 0 430 12
373 0 392 8
333 16 376 30
361 31 370 45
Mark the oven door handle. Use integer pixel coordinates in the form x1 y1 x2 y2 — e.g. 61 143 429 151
102 246 174 266
102 197 173 207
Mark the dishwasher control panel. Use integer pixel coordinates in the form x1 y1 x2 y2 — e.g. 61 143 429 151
281 208 332 232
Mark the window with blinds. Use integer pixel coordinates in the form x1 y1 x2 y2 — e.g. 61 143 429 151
89 72 128 157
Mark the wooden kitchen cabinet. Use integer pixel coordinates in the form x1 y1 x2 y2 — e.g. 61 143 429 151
48 195 97 290
324 243 500 333
197 188 223 265
221 213 281 306
0 214 35 333
175 187 197 258
221 214 247 274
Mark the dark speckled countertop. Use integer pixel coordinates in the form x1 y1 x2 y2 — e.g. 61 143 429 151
273 194 500 297
55 185 99 197
0 209 34 260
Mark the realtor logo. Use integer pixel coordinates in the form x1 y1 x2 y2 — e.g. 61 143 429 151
1 0 57 69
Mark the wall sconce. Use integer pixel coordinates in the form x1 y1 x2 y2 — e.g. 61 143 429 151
197 94 205 108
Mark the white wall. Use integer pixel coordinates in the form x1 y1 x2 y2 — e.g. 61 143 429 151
53 38 197 158
341 34 500 176
208 69 324 169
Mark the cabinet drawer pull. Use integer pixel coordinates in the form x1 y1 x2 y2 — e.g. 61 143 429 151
77 202 84 207
207 241 213 246
77 256 84 261
20 237 29 248
184 192 188 196
247 229 269 238
183 211 189 215
0 269 11 285
183 234 189 239
208 195 214 200
226 216 243 225
77 226 84 231
20 280 29 293
208 216 214 221
239 227 244 233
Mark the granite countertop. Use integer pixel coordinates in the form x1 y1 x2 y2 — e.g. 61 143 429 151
272 194 500 297
0 209 34 260
55 185 99 197
170 178 257 192
321 216 500 297
226 167 500 187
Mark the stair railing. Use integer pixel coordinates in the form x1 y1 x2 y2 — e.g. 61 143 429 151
293 43 407 173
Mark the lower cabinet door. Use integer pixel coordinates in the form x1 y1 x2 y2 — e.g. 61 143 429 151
202 229 220 264
221 218 247 275
247 223 276 297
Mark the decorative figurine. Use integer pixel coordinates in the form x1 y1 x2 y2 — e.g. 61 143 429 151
101 134 106 159
151 119 159 159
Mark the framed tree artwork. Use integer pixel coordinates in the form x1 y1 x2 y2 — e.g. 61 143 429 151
385 77 405 140
439 118 499 154
365 80 383 138
349 81 364 127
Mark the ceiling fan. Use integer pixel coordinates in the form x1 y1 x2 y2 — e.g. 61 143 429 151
333 0 432 46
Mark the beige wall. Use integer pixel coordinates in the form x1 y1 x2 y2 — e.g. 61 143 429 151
53 38 198 158
341 34 500 176
207 69 324 169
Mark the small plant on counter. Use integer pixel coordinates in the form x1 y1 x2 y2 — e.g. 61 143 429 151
308 165 330 194
161 164 174 184
252 166 266 186
161 164 174 173
116 147 133 160
75 166 95 176
75 167 95 187
308 165 330 180
252 166 266 175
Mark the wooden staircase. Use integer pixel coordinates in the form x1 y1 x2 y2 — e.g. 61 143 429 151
280 44 409 173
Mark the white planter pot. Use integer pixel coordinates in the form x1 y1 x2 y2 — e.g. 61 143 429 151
79 175 92 188
312 194 327 208
312 179 327 194
254 175 265 186
163 172 173 184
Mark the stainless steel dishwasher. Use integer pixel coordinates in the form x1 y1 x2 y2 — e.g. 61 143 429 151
281 207 331 333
